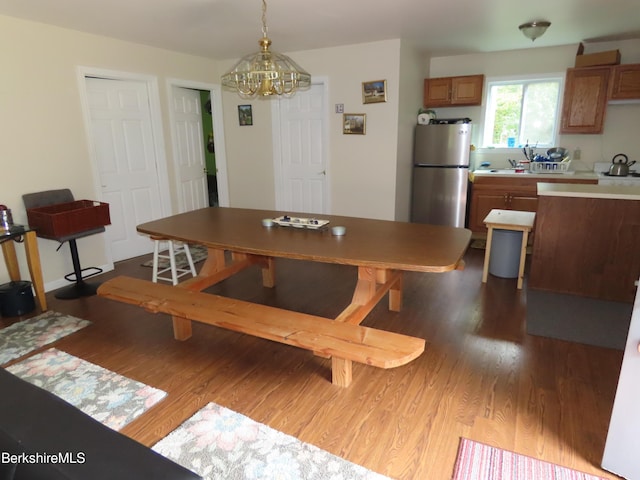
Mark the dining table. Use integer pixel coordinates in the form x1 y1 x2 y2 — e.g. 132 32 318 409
101 207 471 386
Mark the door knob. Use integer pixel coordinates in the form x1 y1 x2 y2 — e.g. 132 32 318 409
318 170 326 176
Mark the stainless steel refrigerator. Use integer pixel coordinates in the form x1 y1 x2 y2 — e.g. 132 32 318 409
411 121 472 228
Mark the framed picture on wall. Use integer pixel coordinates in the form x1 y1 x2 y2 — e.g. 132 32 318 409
362 80 387 104
343 113 366 135
238 105 253 126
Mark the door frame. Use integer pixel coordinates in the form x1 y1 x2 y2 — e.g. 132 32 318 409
167 79 230 209
271 77 330 213
76 66 172 265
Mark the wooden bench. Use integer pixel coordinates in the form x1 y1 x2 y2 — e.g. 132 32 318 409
97 276 426 387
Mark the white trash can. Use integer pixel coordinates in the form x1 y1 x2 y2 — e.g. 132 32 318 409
488 229 522 278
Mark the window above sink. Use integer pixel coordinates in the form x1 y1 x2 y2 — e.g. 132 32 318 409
479 74 564 150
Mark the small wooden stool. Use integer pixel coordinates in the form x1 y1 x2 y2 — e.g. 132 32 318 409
482 209 536 290
151 236 196 285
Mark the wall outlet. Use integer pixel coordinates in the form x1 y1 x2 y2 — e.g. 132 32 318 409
573 148 581 160
335 103 344 114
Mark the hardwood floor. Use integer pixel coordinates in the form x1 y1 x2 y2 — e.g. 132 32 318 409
3 248 624 479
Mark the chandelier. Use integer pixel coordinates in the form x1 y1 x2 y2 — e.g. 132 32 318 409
221 0 311 98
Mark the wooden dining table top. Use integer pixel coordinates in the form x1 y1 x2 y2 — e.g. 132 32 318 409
137 207 471 273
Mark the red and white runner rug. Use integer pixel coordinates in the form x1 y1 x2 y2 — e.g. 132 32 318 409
453 438 610 480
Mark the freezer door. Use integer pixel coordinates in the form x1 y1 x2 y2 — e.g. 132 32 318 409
411 166 469 228
414 124 472 167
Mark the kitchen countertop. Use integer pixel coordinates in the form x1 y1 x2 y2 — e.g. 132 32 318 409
470 169 598 181
537 182 640 200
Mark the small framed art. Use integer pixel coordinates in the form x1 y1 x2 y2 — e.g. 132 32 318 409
238 105 253 126
343 113 366 135
362 80 387 104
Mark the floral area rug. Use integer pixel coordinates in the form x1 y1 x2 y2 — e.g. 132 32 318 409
453 438 609 480
153 402 392 480
141 244 208 269
6 348 166 431
0 311 91 365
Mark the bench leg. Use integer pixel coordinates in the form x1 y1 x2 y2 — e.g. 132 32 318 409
172 316 192 340
332 357 353 387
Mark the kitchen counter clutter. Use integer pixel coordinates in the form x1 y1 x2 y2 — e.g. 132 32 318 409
537 182 640 200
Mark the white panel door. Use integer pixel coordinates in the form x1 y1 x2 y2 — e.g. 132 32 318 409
274 83 328 215
85 77 164 261
171 87 208 212
602 279 640 479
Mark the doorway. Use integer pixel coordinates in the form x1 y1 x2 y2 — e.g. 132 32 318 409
272 79 330 214
167 79 229 211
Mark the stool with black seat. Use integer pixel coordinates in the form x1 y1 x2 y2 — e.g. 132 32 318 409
23 189 107 300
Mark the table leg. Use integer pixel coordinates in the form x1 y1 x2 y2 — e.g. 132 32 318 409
1 240 20 281
389 275 402 311
482 227 494 283
23 231 47 311
517 230 530 290
335 267 402 324
260 257 275 288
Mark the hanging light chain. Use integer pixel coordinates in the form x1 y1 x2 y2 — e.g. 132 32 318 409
261 0 268 38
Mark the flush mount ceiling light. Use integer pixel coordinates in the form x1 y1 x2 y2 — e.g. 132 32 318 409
221 0 311 98
519 21 552 41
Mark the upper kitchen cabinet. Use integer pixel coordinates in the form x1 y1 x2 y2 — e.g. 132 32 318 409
424 75 484 107
560 67 611 134
609 64 640 100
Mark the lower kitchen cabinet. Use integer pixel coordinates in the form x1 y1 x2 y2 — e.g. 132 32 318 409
468 191 537 232
468 175 597 233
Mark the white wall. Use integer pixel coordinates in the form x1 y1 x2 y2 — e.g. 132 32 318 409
428 41 640 172
395 40 429 221
0 15 217 288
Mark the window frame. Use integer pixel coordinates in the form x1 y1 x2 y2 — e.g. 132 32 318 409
478 73 565 152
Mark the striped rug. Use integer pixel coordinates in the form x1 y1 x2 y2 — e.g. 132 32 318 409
453 438 609 480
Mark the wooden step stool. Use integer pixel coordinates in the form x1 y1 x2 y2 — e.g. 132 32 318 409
482 209 536 290
151 236 196 285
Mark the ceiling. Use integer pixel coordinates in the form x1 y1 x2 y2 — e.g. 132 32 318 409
0 0 638 60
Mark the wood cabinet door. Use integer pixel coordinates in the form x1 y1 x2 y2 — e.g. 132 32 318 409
451 75 484 106
469 192 507 232
423 78 451 107
509 194 538 212
609 64 640 100
560 67 610 134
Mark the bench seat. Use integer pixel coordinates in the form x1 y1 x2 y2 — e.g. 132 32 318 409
97 276 425 386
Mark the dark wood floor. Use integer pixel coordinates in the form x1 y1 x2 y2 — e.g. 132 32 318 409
2 248 624 479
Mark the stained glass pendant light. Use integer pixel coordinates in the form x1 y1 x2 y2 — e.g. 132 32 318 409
221 0 311 97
